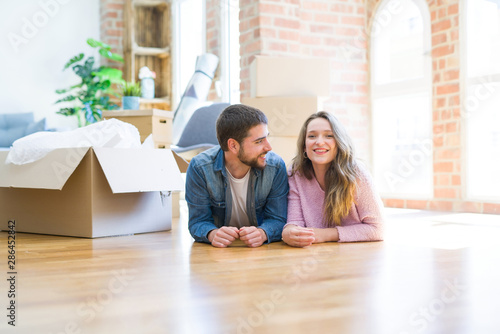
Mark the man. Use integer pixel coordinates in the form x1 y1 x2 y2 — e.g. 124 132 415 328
185 104 289 248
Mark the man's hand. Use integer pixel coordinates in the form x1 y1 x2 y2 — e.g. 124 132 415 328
239 226 267 248
208 226 240 248
282 225 315 247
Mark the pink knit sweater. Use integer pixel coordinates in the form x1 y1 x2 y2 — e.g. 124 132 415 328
286 163 385 242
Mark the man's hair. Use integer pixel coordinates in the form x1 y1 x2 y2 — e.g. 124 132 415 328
216 104 268 151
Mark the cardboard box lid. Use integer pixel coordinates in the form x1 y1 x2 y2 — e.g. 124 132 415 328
0 147 89 190
172 151 189 173
93 147 184 193
0 147 184 193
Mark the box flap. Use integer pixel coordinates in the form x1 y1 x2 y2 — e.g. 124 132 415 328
0 147 90 190
93 147 184 193
172 151 189 173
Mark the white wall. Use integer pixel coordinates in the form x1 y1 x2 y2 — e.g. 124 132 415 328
0 0 100 129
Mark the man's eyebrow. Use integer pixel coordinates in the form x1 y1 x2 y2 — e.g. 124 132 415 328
252 133 269 142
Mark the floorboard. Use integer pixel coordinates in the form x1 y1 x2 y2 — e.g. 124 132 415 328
1 206 499 334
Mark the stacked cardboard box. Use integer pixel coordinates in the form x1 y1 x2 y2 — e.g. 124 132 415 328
102 109 173 149
242 56 330 166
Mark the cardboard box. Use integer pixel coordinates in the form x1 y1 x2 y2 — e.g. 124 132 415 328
170 155 188 219
139 98 170 112
171 192 180 218
102 109 173 146
250 56 330 97
241 96 327 137
268 136 299 167
0 147 184 238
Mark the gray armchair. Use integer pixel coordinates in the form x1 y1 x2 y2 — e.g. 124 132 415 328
171 103 229 160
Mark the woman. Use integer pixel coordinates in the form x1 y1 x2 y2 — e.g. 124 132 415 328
282 111 384 247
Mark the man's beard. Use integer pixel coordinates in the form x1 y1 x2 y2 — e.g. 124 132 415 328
238 147 267 170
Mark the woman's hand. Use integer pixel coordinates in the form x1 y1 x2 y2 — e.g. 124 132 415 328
282 225 315 247
310 228 339 243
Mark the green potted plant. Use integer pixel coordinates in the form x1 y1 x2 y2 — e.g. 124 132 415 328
55 38 125 127
121 81 142 110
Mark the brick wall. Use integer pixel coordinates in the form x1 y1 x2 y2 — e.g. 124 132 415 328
99 0 124 72
239 0 261 97
239 0 371 162
429 0 461 212
206 0 221 60
205 0 222 101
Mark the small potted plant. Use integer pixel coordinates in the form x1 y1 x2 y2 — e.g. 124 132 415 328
121 81 142 110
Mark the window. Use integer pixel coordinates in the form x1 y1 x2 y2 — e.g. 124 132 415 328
219 0 240 104
465 0 500 201
371 0 433 198
172 0 205 108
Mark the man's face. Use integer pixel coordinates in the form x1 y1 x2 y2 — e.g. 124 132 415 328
237 123 272 170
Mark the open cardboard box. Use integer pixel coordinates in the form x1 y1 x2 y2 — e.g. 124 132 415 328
0 147 186 238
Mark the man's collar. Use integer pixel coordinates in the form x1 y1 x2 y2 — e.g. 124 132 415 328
214 148 262 178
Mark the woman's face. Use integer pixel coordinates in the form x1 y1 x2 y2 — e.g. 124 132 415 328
305 117 337 168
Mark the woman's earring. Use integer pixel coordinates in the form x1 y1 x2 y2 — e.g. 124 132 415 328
303 151 308 159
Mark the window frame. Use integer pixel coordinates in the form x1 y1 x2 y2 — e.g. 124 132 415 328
370 0 434 199
462 0 500 202
219 0 240 104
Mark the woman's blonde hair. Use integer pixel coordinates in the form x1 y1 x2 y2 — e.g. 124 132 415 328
290 111 359 226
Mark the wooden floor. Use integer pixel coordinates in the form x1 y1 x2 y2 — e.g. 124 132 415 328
1 205 500 334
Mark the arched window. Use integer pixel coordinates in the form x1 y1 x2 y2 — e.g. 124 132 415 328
465 0 500 201
371 0 433 198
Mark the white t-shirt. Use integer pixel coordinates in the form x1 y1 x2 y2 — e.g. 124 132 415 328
226 168 250 228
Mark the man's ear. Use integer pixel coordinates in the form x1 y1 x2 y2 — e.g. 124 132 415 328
227 138 239 154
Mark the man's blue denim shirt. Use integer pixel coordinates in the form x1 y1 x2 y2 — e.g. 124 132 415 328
185 146 289 244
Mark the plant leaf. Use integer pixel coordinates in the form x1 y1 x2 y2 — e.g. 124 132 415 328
98 48 124 63
56 108 78 116
87 38 111 50
55 95 77 104
84 57 96 72
93 109 103 121
121 81 142 96
94 67 124 84
63 53 84 70
83 102 95 124
98 80 111 91
55 82 83 94
73 56 95 79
